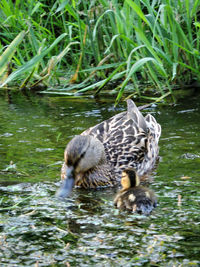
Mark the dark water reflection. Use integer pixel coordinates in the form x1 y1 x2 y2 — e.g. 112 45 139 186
0 91 200 266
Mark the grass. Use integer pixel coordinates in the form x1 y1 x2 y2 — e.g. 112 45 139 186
0 0 200 103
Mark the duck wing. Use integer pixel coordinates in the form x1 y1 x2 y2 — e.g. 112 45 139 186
81 111 126 143
81 99 147 140
81 99 161 175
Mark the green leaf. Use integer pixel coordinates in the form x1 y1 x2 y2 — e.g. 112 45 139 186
0 31 25 77
125 0 150 26
0 33 67 87
116 57 166 103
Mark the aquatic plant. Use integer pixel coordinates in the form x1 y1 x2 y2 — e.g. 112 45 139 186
0 0 200 102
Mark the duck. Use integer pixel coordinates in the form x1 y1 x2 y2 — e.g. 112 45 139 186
57 99 161 198
114 169 157 214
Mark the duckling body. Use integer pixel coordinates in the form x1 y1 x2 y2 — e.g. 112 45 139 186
58 99 161 197
114 169 157 214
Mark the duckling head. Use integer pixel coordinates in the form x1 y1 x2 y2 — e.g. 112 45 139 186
57 135 106 198
121 169 140 190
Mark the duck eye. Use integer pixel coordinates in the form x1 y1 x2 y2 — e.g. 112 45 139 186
67 159 73 166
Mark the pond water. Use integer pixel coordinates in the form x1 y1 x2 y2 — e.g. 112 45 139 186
0 91 200 266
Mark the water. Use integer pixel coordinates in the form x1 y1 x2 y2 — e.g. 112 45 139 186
0 91 200 266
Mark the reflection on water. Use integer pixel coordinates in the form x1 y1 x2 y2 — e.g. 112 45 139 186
0 91 200 266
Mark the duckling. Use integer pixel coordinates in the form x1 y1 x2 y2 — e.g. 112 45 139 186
58 99 161 197
114 169 157 214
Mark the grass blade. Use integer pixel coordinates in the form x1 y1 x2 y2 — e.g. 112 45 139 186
0 33 67 87
0 31 25 77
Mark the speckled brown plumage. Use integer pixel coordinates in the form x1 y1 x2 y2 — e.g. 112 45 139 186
81 99 161 176
59 99 161 196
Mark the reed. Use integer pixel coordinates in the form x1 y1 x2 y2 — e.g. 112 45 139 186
0 0 199 102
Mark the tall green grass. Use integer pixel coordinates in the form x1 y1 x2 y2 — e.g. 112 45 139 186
0 0 200 102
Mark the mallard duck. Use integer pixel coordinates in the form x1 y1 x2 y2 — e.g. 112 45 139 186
57 99 161 197
114 169 157 214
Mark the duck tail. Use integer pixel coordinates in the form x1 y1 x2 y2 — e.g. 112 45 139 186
126 99 148 133
145 114 161 143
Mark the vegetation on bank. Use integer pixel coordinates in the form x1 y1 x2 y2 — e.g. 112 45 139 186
0 0 200 103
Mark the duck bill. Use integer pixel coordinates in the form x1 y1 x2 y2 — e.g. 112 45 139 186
57 166 75 198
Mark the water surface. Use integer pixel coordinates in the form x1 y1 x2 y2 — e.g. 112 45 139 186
0 91 199 266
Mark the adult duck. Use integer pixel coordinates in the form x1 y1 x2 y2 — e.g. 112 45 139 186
58 99 161 197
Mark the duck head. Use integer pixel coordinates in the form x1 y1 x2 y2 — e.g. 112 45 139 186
57 135 106 198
